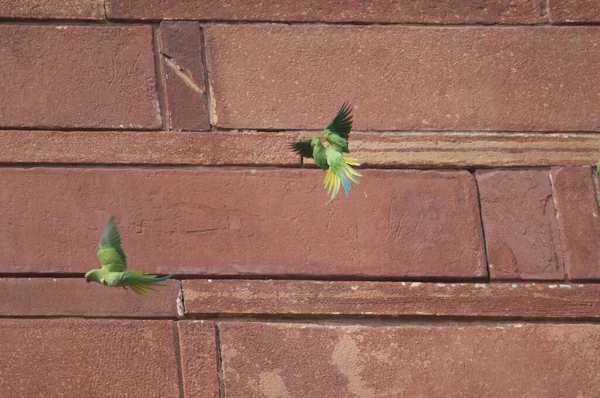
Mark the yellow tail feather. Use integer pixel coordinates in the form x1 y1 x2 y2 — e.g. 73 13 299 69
323 157 362 203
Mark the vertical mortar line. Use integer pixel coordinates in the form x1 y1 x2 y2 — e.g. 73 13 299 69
172 321 186 398
547 168 568 280
545 0 551 23
298 131 304 167
590 163 600 206
152 24 168 130
215 321 226 398
473 171 491 282
102 0 108 22
177 279 186 319
199 25 216 130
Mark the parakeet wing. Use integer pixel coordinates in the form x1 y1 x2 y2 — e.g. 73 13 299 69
97 217 127 272
325 102 353 139
289 140 314 158
323 102 353 152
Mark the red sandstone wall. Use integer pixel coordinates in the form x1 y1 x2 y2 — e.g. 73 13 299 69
2 1 600 396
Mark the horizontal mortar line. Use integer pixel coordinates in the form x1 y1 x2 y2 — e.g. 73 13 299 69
27 18 588 28
0 163 589 172
112 19 549 27
1 18 599 29
0 163 305 170
2 314 600 325
202 315 600 325
7 273 594 284
0 315 178 320
6 274 600 285
104 20 600 28
0 126 164 133
0 18 158 27
4 127 600 135
356 148 599 154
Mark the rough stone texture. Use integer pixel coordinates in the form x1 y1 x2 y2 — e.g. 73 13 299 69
335 132 600 168
219 322 600 397
0 130 299 166
205 25 600 132
184 280 600 319
549 0 600 23
0 168 486 278
0 319 180 397
477 170 564 279
551 167 600 279
0 25 160 130
0 278 181 318
106 0 546 24
0 0 104 19
177 321 220 397
158 22 210 131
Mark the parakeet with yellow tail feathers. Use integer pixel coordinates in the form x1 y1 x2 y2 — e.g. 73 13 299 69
289 102 362 203
85 217 173 296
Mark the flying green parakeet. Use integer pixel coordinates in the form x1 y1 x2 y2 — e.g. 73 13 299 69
85 217 173 295
289 102 362 203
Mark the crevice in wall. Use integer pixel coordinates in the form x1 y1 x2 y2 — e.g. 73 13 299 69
152 24 167 130
161 52 206 95
102 0 108 22
472 171 491 282
177 280 186 319
215 322 226 398
547 169 568 280
199 26 218 129
172 321 186 398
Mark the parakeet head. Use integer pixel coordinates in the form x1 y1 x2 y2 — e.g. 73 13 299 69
85 269 100 284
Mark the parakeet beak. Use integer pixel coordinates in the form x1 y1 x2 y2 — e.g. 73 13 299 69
85 278 90 283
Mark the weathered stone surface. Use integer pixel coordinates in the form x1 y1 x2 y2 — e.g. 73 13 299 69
177 321 220 397
0 319 180 397
0 0 104 20
477 170 564 279
0 168 486 278
336 132 600 168
0 278 181 318
0 26 160 129
0 130 299 165
158 22 210 131
205 25 600 132
550 167 600 279
106 0 546 24
220 322 600 397
184 280 600 319
549 0 600 23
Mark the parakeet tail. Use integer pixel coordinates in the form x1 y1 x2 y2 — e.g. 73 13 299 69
323 157 362 203
125 271 174 296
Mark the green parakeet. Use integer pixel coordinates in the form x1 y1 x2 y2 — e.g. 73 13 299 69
85 217 173 295
290 102 362 203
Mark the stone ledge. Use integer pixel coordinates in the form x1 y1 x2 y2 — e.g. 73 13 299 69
3 131 600 168
105 0 546 24
184 280 600 319
0 130 299 166
0 278 182 318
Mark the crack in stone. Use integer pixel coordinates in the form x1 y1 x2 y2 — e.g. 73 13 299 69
161 52 206 95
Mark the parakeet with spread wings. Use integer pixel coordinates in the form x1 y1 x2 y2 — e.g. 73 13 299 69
85 217 173 295
289 102 362 203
